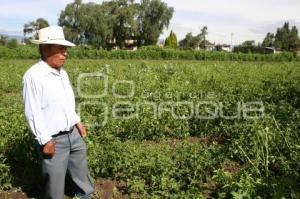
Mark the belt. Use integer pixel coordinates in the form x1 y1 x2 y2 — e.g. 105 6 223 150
52 127 74 138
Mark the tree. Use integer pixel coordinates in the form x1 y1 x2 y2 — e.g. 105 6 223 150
59 0 84 44
242 40 256 53
23 18 49 40
199 26 208 49
102 0 138 49
164 30 177 48
75 2 114 49
60 0 138 49
58 0 173 48
36 18 49 30
273 22 300 51
6 39 18 49
179 26 209 50
262 32 275 47
288 26 300 51
233 40 263 53
59 0 113 48
137 0 174 46
179 32 200 49
0 35 8 46
242 40 255 47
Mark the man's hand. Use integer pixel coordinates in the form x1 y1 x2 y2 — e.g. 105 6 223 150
75 122 87 138
42 139 55 156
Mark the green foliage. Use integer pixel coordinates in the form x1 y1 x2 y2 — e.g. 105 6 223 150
239 22 300 53
179 26 208 50
213 170 266 198
0 59 299 198
0 37 18 49
0 36 8 46
179 33 200 49
1 45 300 61
137 0 174 46
233 40 262 54
23 18 49 40
58 0 174 48
242 40 255 47
105 0 138 49
58 0 84 45
262 22 300 52
88 137 220 197
199 26 208 49
0 155 12 190
262 32 275 47
5 39 18 49
164 30 177 48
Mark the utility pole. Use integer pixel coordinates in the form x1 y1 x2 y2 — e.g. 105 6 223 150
230 33 234 51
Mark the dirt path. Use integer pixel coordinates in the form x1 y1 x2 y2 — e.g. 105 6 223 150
0 179 127 199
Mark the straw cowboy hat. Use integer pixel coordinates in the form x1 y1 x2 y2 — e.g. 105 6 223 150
31 26 75 47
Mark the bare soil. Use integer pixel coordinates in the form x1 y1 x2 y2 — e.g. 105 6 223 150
0 179 127 199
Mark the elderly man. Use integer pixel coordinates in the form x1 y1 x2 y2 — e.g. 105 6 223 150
22 26 94 199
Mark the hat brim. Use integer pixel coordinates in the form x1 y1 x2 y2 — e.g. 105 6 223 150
31 39 76 47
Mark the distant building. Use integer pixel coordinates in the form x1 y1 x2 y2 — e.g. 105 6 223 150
125 38 136 45
214 44 232 52
194 42 215 51
108 37 138 50
124 37 138 51
264 47 282 54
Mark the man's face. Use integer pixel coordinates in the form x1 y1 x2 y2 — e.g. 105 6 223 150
44 44 68 69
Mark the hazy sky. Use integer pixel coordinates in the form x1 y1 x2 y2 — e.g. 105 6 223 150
1 0 300 44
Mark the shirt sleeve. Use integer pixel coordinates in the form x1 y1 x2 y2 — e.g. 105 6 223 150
22 75 52 145
74 114 81 125
72 92 81 125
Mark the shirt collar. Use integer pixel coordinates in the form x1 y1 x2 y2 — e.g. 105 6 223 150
39 60 61 76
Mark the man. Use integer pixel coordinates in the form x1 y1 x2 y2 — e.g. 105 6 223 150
22 26 94 199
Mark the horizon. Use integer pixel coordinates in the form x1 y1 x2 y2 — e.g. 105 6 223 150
1 0 300 45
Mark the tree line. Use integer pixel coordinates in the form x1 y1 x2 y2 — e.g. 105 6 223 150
23 0 211 50
24 0 173 49
21 0 300 52
0 36 18 49
234 22 300 53
262 22 300 51
60 0 174 49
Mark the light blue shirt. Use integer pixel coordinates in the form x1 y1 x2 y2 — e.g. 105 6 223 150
22 60 80 145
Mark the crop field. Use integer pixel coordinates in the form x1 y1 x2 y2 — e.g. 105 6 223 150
0 59 300 198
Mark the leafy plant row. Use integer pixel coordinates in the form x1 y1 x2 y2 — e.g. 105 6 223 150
0 60 299 198
0 45 300 61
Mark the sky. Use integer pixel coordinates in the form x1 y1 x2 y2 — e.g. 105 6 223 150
1 0 300 45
